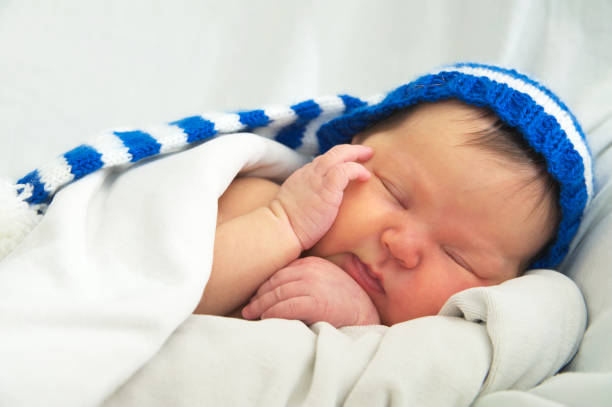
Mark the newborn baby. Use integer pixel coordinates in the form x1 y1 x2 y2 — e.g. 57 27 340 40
195 99 560 327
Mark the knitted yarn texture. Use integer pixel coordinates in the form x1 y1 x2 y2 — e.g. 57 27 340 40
1 63 593 268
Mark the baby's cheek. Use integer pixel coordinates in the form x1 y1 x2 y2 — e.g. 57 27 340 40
433 274 484 310
384 281 464 324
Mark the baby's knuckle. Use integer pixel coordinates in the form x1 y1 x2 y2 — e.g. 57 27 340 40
268 273 280 287
311 155 326 172
327 145 343 155
321 146 341 162
329 164 347 178
273 286 284 302
287 299 301 314
313 297 330 318
324 166 347 189
308 294 318 307
311 155 323 166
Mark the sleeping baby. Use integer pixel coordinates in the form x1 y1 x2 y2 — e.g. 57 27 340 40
194 65 591 328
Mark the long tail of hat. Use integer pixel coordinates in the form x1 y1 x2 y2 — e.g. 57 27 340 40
0 93 382 260
15 94 383 207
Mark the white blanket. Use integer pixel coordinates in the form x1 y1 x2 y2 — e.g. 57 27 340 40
0 133 586 406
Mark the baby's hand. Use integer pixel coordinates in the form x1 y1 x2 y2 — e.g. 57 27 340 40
272 144 373 250
242 256 381 328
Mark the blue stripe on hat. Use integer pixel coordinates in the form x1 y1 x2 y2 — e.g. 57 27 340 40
170 116 217 143
292 99 323 121
339 94 367 112
114 130 162 163
17 170 50 205
238 110 271 129
275 100 323 149
63 145 104 180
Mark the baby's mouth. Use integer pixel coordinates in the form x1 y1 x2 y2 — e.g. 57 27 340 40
348 254 385 294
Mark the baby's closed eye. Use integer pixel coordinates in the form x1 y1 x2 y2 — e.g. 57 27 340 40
379 176 408 209
443 247 474 273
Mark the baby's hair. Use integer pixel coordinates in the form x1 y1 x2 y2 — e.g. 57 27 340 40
354 99 561 270
460 105 561 270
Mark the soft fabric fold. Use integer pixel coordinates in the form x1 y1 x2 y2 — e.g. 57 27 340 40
0 133 585 406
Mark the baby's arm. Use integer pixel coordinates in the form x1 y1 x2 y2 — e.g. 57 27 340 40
194 177 297 316
242 256 381 327
195 144 373 316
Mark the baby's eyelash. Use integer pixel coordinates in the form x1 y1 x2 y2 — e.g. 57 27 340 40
381 179 405 208
445 248 474 273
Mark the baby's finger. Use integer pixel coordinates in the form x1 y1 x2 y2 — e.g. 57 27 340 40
321 162 371 199
242 280 307 320
260 296 319 324
252 264 306 298
312 144 373 175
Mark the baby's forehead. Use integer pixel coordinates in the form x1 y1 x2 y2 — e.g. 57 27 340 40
356 100 496 146
384 102 541 170
399 101 497 134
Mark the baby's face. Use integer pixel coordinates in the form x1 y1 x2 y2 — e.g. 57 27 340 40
307 100 555 325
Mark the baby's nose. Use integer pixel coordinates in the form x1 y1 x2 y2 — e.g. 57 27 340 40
381 228 424 270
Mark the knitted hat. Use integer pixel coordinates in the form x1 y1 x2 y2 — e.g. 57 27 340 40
2 63 593 268
317 63 593 268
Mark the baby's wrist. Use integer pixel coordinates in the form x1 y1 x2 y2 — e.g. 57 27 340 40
267 199 304 256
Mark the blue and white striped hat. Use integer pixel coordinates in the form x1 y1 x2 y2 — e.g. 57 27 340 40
4 63 593 268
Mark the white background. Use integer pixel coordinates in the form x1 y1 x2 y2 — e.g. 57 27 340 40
1 0 611 181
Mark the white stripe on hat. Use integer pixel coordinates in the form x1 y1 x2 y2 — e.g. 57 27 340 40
365 93 385 106
433 65 594 205
38 156 74 193
88 132 133 167
263 105 298 128
141 124 189 154
203 112 245 133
